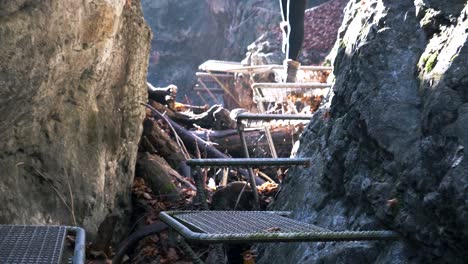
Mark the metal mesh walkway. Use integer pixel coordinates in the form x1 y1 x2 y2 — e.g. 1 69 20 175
160 211 400 243
175 211 327 234
0 225 66 264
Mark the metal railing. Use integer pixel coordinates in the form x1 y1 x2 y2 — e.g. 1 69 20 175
186 158 311 167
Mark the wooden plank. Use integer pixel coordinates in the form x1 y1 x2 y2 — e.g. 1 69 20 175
193 87 224 93
198 60 333 74
252 82 332 89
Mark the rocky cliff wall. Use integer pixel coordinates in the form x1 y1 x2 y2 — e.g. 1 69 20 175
243 0 347 66
142 0 347 102
0 0 151 239
142 0 279 99
259 0 467 263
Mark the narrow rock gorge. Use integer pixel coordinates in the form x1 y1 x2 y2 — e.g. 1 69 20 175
141 0 346 100
1 1 467 263
258 0 468 263
0 0 151 241
142 0 278 97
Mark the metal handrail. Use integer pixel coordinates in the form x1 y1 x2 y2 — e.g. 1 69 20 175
67 226 86 264
186 158 311 168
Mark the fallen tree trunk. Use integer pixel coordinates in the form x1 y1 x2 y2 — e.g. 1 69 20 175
143 103 265 185
136 153 182 202
141 118 191 177
149 101 235 130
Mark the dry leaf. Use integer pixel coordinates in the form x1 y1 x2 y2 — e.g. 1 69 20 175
242 250 256 264
166 248 179 261
264 227 281 232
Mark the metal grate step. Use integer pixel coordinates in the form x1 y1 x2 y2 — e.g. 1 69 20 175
160 211 401 243
175 211 327 234
0 225 66 264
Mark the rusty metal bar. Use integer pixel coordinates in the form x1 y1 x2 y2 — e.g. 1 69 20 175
237 124 260 209
263 124 278 158
192 166 209 210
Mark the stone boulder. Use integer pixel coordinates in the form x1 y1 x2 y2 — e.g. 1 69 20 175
0 0 151 241
258 0 468 263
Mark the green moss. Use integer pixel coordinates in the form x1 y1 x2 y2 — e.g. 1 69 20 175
419 53 430 66
339 39 347 49
160 183 178 194
424 51 439 72
323 59 332 67
449 53 458 62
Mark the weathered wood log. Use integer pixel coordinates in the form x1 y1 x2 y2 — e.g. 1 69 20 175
165 114 227 159
144 103 265 185
189 104 236 130
149 101 235 130
148 100 192 125
135 153 181 202
145 102 222 158
192 126 298 158
142 118 190 177
147 83 177 109
174 102 208 114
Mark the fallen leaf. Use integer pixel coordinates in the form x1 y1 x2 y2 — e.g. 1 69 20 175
166 248 179 261
264 227 281 232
